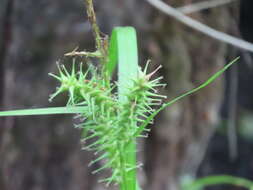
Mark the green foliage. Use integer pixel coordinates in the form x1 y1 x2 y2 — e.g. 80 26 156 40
109 27 140 190
0 106 86 116
0 0 243 188
0 26 240 190
48 42 165 187
182 175 253 190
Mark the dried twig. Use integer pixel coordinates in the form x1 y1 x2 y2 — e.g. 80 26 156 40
146 0 253 52
64 47 102 57
177 0 235 14
84 0 103 52
65 0 108 61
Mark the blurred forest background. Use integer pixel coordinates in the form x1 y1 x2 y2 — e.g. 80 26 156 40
1 0 253 190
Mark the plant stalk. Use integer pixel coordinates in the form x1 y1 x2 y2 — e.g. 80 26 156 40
84 0 108 63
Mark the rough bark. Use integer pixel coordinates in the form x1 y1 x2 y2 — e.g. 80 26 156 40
0 0 235 190
1 0 96 190
143 1 229 189
0 0 14 189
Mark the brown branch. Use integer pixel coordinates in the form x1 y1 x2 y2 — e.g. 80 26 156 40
146 0 253 52
84 0 107 60
64 48 102 57
66 0 108 62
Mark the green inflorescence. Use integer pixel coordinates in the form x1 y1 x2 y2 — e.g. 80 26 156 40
49 59 165 185
0 22 239 190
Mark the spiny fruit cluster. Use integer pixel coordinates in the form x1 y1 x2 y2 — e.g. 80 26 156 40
49 60 166 185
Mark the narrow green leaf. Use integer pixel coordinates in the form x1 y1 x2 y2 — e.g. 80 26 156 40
185 175 253 190
106 29 118 77
108 27 138 190
134 57 240 137
0 106 87 117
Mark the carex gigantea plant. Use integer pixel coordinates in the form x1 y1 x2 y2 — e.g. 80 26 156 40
49 57 165 186
0 27 240 190
0 1 240 190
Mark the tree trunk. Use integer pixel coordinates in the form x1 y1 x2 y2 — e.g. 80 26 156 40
143 1 230 189
0 0 235 190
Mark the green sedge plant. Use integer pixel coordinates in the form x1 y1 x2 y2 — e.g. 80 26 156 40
0 27 241 190
0 1 243 190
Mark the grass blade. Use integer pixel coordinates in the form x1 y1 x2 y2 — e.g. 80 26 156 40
109 27 138 190
184 175 253 190
0 106 87 117
134 57 240 137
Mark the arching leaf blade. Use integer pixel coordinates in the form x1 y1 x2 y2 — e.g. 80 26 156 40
134 57 240 137
0 106 87 117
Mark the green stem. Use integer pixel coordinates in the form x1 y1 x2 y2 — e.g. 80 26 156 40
84 0 102 51
117 27 138 190
119 143 128 190
107 27 139 190
0 106 87 117
84 0 108 63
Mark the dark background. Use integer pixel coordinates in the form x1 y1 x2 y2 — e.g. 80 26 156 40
1 0 253 190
